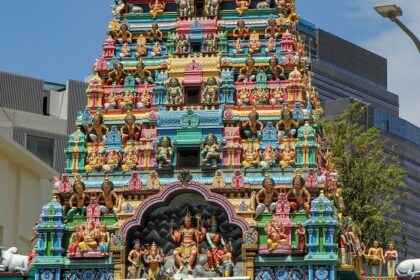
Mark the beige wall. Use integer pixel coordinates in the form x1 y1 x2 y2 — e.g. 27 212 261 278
0 141 56 254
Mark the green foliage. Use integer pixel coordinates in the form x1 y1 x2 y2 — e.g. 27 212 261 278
324 102 406 250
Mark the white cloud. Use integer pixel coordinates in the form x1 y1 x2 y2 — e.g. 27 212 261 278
346 0 420 127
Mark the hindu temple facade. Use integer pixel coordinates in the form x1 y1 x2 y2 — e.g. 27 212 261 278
27 0 363 279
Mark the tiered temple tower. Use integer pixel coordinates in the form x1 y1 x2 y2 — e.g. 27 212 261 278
30 0 363 279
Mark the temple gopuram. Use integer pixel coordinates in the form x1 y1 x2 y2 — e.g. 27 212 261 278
3 0 399 279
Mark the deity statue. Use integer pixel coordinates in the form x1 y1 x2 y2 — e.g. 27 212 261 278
137 84 153 108
117 23 132 44
212 169 226 188
147 170 161 189
156 136 173 167
151 41 162 57
353 235 366 276
287 174 311 216
265 36 276 53
232 38 244 55
242 144 260 168
120 42 131 58
171 209 204 274
324 148 336 171
232 20 250 40
120 112 141 144
384 243 398 277
85 146 104 173
99 223 110 256
295 222 306 252
202 77 219 105
248 31 261 54
203 33 217 53
236 84 250 105
135 34 147 57
205 215 226 272
127 240 145 279
279 141 296 168
120 90 135 110
251 87 269 105
147 22 163 42
88 113 109 142
265 56 285 81
237 55 258 82
106 61 126 85
176 0 193 17
269 85 284 105
103 148 121 172
122 149 139 172
254 175 278 218
134 59 154 84
276 107 298 137
65 175 87 222
367 241 385 276
259 144 279 170
338 227 348 264
105 91 118 110
221 245 234 277
98 176 120 217
235 0 250 15
166 78 183 106
68 223 83 256
205 0 221 17
201 133 221 167
146 242 164 280
265 218 287 250
149 0 165 18
265 17 280 39
242 110 264 140
334 188 345 226
175 34 189 54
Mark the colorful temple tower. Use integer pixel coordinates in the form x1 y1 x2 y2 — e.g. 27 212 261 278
25 0 367 279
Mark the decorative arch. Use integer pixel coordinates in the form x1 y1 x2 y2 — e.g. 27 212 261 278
120 181 250 238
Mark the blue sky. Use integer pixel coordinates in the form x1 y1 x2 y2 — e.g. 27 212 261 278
0 0 419 126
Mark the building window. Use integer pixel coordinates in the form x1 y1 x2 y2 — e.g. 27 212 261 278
177 148 200 169
26 135 55 167
43 96 49 116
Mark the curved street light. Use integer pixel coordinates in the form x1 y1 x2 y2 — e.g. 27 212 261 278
374 3 420 53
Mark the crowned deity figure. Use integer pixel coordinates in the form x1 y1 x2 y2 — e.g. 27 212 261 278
146 242 164 280
287 174 311 216
104 90 118 110
238 55 258 82
149 0 165 18
205 215 226 272
276 107 299 137
121 112 142 144
384 243 397 277
65 175 87 222
137 84 153 108
128 240 145 279
202 77 219 105
265 56 285 81
248 31 261 54
175 34 189 54
280 141 296 168
205 0 221 17
201 133 221 167
367 241 385 276
134 59 154 84
166 78 183 106
122 148 139 172
265 218 287 250
265 36 276 53
265 17 280 39
103 148 121 172
235 0 250 15
171 209 205 274
151 41 162 57
120 42 131 58
242 144 260 168
88 113 109 143
232 20 250 40
176 0 193 17
135 34 147 57
107 61 126 85
156 136 173 167
85 146 104 173
147 22 163 42
98 176 120 216
233 38 244 55
259 144 279 170
117 23 132 44
254 175 279 218
203 33 217 53
242 110 264 140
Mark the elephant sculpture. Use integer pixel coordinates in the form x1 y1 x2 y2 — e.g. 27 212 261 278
0 247 29 273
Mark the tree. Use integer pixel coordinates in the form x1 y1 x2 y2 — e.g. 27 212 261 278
324 102 406 250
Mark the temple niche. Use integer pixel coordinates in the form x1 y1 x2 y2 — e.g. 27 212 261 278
28 0 356 279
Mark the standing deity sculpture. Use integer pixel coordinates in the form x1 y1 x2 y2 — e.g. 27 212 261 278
295 222 306 252
175 0 193 18
205 0 221 17
156 136 173 168
203 33 217 53
254 175 279 218
384 243 398 277
201 133 221 167
204 215 226 272
367 241 385 276
287 174 311 216
127 240 145 279
166 78 183 106
145 242 164 280
202 77 219 105
175 34 189 54
171 209 205 274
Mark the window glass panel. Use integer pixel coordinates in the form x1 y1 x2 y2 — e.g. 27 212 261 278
26 135 54 167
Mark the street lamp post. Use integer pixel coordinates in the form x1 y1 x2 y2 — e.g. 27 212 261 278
374 3 420 53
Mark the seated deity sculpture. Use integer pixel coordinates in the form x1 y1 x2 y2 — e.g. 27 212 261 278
265 56 285 81
242 110 264 140
135 34 147 57
166 78 183 106
232 20 250 40
120 112 142 143
98 177 120 216
236 84 251 106
254 175 279 218
102 148 121 172
202 77 219 105
235 0 250 15
280 141 296 168
269 86 284 105
156 136 173 168
287 174 311 216
233 38 244 55
65 175 87 222
149 0 165 18
265 17 280 39
104 91 118 110
147 22 163 42
134 59 154 84
237 55 258 82
276 108 299 138
122 148 138 172
120 42 131 58
259 144 279 170
137 84 153 108
85 146 105 173
171 209 205 274
120 91 135 110
251 87 269 105
265 36 276 53
88 113 109 143
203 33 217 53
265 218 287 250
151 41 162 57
248 31 261 54
117 23 132 44
201 133 221 167
106 61 126 85
242 144 260 168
